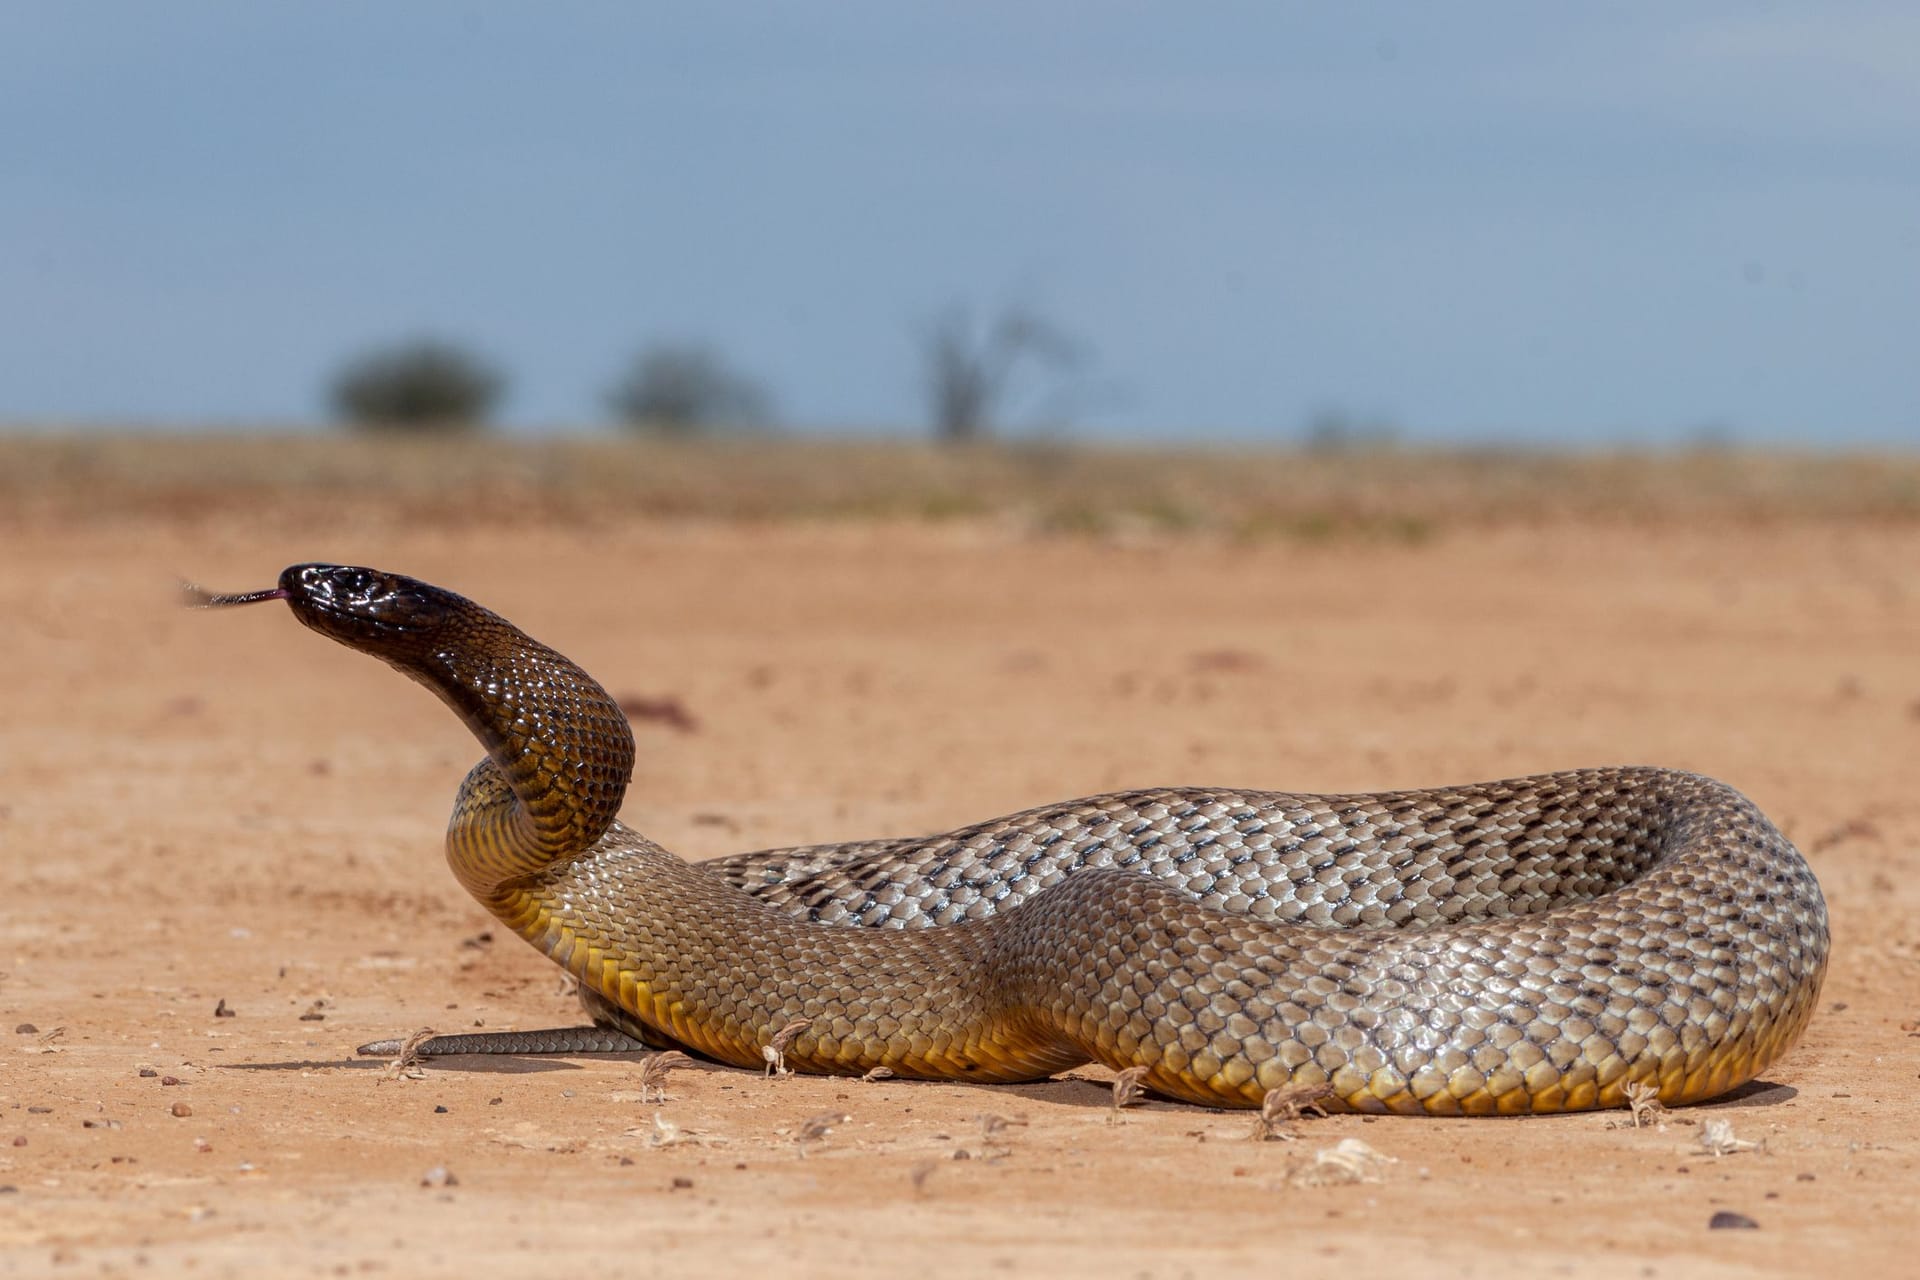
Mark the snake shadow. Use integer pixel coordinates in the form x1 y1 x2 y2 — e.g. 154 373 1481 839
987 1075 1805 1116
1696 1078 1798 1109
990 1076 1803 1116
220 1056 1151 1103
215 1055 1800 1112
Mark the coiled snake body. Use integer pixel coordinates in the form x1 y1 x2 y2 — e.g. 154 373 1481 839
197 564 1828 1113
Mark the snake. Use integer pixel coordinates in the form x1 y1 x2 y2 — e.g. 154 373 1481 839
191 563 1829 1114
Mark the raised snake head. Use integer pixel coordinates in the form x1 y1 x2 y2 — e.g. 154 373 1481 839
277 563 456 656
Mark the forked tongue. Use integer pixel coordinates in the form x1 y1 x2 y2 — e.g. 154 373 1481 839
180 581 290 609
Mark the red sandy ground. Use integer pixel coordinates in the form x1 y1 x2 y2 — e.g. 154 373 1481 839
2 505 1916 1277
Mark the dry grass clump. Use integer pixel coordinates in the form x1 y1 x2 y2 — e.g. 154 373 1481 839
794 1111 852 1158
1107 1066 1151 1123
1697 1117 1762 1157
1623 1081 1668 1130
8 433 1920 536
1249 1083 1335 1141
635 1050 691 1103
379 1027 437 1081
1285 1138 1397 1187
974 1112 1029 1158
761 1018 812 1077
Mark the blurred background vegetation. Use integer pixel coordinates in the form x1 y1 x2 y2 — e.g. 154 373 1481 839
3 7 1915 536
330 339 507 433
7 432 1918 539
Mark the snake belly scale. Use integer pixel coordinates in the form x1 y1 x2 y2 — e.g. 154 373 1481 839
200 564 1829 1114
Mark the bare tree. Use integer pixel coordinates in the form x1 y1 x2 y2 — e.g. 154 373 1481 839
328 338 504 432
1303 407 1399 454
607 341 773 434
918 302 1084 443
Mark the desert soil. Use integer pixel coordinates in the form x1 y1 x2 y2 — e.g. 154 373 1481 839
2 493 1917 1278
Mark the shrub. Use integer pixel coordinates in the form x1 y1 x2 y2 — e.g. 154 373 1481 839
607 342 773 434
328 338 504 431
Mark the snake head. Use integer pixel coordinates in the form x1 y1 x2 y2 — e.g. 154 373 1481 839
278 563 456 655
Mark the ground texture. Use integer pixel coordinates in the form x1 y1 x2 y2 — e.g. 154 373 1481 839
2 447 1917 1277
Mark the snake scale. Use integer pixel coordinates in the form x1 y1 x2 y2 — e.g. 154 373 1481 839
195 563 1828 1113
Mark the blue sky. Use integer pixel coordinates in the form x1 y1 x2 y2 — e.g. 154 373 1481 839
3 3 1917 444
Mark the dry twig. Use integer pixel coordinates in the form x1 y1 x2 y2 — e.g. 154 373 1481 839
796 1110 851 1158
974 1112 1029 1157
628 1110 724 1149
19 1026 67 1055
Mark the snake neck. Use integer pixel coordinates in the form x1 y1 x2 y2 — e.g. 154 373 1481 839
442 758 566 902
389 622 636 901
272 565 636 902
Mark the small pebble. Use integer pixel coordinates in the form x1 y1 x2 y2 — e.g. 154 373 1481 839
13 1024 37 1035
170 1103 193 1118
433 1106 448 1114
213 1000 234 1018
161 1076 181 1087
10 1137 24 1148
421 1165 457 1188
671 1176 693 1189
138 1068 159 1079
1708 1211 1759 1231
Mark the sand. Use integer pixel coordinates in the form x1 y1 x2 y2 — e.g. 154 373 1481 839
2 467 1916 1277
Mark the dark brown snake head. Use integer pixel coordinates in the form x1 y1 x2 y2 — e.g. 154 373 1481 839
274 564 457 656
187 564 458 659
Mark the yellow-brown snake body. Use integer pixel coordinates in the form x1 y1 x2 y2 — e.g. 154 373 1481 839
201 564 1829 1113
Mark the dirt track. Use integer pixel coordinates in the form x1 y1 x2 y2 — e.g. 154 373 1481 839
2 491 1917 1277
